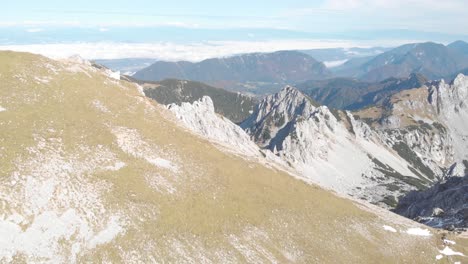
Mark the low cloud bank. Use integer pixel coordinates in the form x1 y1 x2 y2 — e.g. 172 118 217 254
0 40 399 61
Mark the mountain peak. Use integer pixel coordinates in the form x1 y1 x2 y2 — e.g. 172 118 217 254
277 85 302 97
241 85 320 147
66 54 91 66
448 40 468 48
447 40 468 56
453 73 467 85
359 41 467 82
169 95 215 113
274 85 319 107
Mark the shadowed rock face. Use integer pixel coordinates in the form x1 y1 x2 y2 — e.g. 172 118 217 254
395 175 468 230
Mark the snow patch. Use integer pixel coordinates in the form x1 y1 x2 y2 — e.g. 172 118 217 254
88 216 123 249
439 246 464 256
443 239 456 245
405 227 431 237
92 99 111 113
146 157 177 171
383 225 397 233
0 138 125 262
111 126 179 173
0 106 5 112
104 161 126 171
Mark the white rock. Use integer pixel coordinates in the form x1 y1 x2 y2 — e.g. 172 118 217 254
168 96 261 158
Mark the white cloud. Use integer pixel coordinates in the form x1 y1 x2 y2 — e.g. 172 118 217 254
0 20 205 29
322 0 466 11
0 40 352 61
324 59 348 68
26 28 43 33
0 21 82 27
0 39 419 61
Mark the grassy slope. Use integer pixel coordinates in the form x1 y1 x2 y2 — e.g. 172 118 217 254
0 51 466 263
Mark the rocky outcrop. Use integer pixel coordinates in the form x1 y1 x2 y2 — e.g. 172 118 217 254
167 96 262 158
427 74 468 162
242 86 434 207
354 74 468 180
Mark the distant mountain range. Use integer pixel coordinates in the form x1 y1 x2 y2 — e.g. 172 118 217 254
133 51 331 94
94 58 156 75
92 47 388 77
130 41 468 96
298 47 389 64
297 73 428 110
342 41 468 81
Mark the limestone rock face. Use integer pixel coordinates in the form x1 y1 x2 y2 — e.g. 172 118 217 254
167 96 263 158
242 86 433 207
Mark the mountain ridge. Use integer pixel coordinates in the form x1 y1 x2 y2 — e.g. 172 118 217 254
133 50 332 94
140 78 256 123
241 85 438 207
298 73 428 110
354 41 468 82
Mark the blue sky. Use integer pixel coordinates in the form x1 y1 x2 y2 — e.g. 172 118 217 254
1 0 468 60
3 0 468 33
